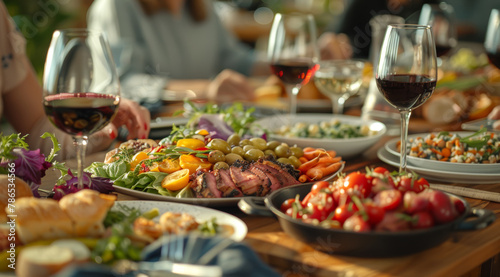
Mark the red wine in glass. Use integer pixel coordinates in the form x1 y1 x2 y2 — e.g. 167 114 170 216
44 93 119 136
376 74 436 109
435 44 453 57
270 59 318 85
486 51 500 69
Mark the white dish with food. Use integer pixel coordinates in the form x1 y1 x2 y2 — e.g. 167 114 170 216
256 114 387 159
385 132 500 174
113 200 248 241
377 148 500 184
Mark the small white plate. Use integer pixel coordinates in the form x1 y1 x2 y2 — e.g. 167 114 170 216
256 114 387 159
385 133 500 174
377 148 500 184
112 200 248 241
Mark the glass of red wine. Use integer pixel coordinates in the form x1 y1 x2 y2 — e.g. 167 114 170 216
418 3 457 60
43 29 120 189
376 24 437 172
485 9 500 69
268 13 319 115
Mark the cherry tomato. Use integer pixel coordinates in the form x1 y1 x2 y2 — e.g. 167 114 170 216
373 189 402 211
281 198 296 213
285 207 302 219
343 172 371 198
364 203 385 225
411 211 434 229
398 176 429 194
343 214 371 232
311 181 330 194
450 196 466 214
424 190 457 223
374 212 411 231
302 203 324 221
403 191 429 214
334 203 358 224
373 167 390 174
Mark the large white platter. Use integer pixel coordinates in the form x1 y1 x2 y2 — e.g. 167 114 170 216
256 114 387 159
112 162 344 207
385 132 500 174
112 200 248 241
377 148 500 184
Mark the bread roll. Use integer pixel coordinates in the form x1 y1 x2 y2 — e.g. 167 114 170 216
59 189 116 237
9 198 74 244
16 245 74 277
0 175 33 223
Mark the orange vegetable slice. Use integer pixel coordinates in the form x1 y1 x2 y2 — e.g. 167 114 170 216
158 159 181 173
179 155 212 174
161 169 190 191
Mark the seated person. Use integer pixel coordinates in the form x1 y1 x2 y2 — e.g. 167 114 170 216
87 0 265 105
0 2 150 160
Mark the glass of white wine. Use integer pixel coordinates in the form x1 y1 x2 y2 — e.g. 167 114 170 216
313 60 365 114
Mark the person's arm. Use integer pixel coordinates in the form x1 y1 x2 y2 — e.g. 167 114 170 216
488 106 500 130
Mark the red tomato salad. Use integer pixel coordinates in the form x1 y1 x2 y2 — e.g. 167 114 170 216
280 167 465 232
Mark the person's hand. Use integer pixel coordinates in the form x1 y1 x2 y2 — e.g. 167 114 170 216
103 98 151 140
318 32 353 60
206 69 256 103
488 106 500 130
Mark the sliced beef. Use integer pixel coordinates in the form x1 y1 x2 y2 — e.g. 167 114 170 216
247 166 272 196
215 169 244 197
257 161 300 188
191 172 221 198
229 166 267 196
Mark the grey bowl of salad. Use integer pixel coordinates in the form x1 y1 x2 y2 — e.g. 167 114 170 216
255 114 387 159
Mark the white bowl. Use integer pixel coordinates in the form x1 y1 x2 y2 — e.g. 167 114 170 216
256 114 387 159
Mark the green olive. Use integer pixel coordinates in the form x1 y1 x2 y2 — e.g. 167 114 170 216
274 144 290 158
288 156 301 169
207 139 231 154
227 134 241 146
264 149 276 158
225 153 244 165
213 161 229 170
208 150 225 163
239 139 252 147
250 137 267 150
266 140 281 150
290 146 304 158
277 157 291 165
244 149 265 161
243 144 256 152
231 146 245 156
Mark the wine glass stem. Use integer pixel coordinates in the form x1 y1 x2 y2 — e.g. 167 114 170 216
289 85 300 115
73 136 88 190
333 96 346 114
399 110 411 173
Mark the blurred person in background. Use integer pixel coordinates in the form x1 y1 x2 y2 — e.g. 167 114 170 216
87 0 269 105
0 1 150 160
321 0 437 60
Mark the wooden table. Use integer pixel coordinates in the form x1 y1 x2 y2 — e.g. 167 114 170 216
43 125 500 277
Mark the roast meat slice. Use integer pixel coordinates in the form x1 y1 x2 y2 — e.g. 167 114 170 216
229 166 267 196
216 169 244 197
191 172 221 198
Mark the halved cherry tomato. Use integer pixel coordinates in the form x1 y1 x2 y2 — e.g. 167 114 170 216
398 175 430 194
343 172 371 198
311 181 330 194
411 211 434 229
281 198 297 213
334 202 359 224
343 214 371 232
373 189 402 211
373 167 390 174
364 203 385 225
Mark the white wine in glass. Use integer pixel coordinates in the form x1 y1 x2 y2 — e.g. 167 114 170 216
43 29 120 189
314 60 365 114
